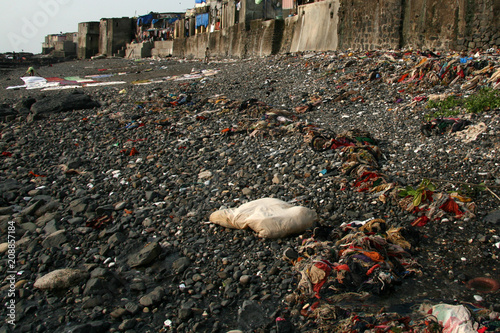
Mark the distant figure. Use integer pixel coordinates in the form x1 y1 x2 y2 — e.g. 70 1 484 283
25 66 37 76
204 47 210 64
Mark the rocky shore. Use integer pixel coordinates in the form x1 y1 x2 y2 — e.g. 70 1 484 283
0 51 499 332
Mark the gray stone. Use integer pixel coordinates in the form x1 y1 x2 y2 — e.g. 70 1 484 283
240 275 251 286
0 104 18 121
34 269 89 290
0 207 14 215
82 296 103 309
95 205 114 216
127 242 161 268
108 232 126 248
20 200 44 217
36 212 60 227
172 257 191 274
110 307 127 318
43 220 58 235
67 217 85 225
83 278 108 296
178 308 193 321
242 188 252 196
125 302 141 315
41 230 67 248
238 300 267 331
484 210 500 225
70 198 89 215
142 218 153 227
90 268 109 279
114 201 128 210
145 191 159 201
118 319 136 331
139 286 165 307
21 222 37 232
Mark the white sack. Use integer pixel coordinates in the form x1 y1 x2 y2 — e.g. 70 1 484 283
209 198 317 238
431 304 477 333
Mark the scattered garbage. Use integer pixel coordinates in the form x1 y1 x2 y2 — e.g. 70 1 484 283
286 218 420 301
1 52 499 332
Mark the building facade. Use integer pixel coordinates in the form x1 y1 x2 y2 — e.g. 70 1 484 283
77 22 100 59
99 17 135 57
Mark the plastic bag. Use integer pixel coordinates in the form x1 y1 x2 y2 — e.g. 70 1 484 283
209 198 317 238
431 304 477 333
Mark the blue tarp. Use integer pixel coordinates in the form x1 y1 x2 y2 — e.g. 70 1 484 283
152 19 160 24
195 13 209 28
137 13 154 26
195 0 206 3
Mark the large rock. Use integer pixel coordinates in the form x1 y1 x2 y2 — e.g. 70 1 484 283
238 300 268 331
14 97 36 115
139 286 165 307
41 230 68 248
127 242 161 268
0 179 22 194
30 91 99 118
484 210 500 225
34 268 89 290
0 104 17 121
172 257 191 274
83 278 108 296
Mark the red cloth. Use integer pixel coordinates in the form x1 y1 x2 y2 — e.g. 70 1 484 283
398 73 408 82
129 147 139 156
334 264 351 272
312 261 333 298
439 198 463 218
366 264 380 276
412 215 429 227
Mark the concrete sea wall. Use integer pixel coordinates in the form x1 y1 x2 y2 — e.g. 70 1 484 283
167 0 499 59
172 20 282 59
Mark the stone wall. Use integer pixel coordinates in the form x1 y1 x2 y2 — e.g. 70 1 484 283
338 0 499 51
338 0 403 50
458 0 500 50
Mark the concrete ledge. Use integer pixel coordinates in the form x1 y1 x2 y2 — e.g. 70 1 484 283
125 42 154 59
151 41 174 57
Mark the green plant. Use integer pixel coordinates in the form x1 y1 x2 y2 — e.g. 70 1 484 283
454 182 486 198
399 179 437 206
425 88 500 120
464 88 500 113
425 95 462 120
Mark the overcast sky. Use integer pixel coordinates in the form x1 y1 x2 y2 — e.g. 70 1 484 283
0 0 194 54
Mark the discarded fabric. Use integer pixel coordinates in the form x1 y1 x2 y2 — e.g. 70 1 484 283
209 198 317 238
